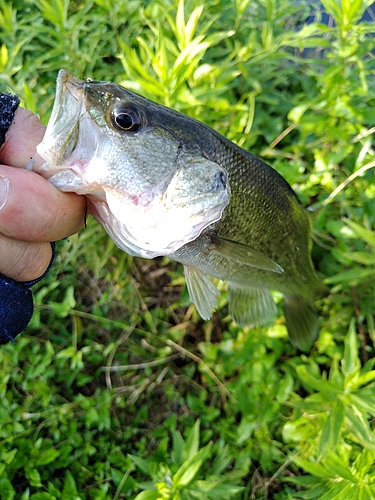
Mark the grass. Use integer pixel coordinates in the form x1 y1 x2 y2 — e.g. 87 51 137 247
1 0 375 498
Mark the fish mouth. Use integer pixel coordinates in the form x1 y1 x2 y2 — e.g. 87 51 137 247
36 69 84 169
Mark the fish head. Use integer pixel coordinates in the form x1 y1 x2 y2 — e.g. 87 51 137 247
35 70 230 258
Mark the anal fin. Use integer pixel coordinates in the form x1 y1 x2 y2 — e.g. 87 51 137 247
228 286 277 328
184 265 220 320
284 295 319 352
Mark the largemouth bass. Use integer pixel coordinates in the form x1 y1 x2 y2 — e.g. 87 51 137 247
32 69 324 352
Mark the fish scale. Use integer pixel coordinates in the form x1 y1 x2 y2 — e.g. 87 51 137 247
171 124 319 292
32 69 324 352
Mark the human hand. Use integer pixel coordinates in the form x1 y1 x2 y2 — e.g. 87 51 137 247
0 106 86 282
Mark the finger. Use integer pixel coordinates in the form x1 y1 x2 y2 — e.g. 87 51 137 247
0 234 52 282
0 107 46 168
0 165 86 242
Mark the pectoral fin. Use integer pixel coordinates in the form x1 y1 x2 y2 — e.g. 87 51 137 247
284 295 319 352
184 265 220 320
228 286 277 328
210 234 283 274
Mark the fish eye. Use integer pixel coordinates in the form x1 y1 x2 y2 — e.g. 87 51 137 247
111 105 142 132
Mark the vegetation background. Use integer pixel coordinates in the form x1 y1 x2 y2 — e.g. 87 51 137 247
1 0 375 498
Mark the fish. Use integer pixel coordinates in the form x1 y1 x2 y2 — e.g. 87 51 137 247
31 69 324 352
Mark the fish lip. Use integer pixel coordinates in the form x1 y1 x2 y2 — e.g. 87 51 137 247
36 69 84 168
60 69 83 100
50 69 83 124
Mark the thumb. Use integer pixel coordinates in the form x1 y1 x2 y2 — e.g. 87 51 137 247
0 107 46 168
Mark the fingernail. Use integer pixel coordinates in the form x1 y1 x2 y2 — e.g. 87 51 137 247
0 174 10 210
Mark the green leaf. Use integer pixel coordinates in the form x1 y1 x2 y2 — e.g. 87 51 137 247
172 430 186 467
323 453 357 482
174 460 203 488
62 470 79 498
343 218 375 248
173 443 212 488
293 457 333 479
341 0 374 24
356 371 375 387
184 5 204 46
34 0 68 30
325 267 375 285
276 371 294 403
23 82 37 114
346 406 375 452
2 449 17 465
55 345 75 360
0 44 8 67
208 446 233 477
173 37 208 75
128 455 152 475
342 319 360 377
182 420 200 462
352 448 375 478
339 251 375 265
346 393 375 415
36 447 60 466
133 492 160 500
296 365 343 396
25 468 42 488
0 477 16 500
318 399 345 459
192 480 245 496
49 286 76 318
175 0 186 47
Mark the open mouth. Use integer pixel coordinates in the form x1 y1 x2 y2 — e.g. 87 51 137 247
36 70 84 166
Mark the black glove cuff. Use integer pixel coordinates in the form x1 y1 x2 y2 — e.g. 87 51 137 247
0 93 20 148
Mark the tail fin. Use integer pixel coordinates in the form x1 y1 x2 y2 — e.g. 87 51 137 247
284 295 320 352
